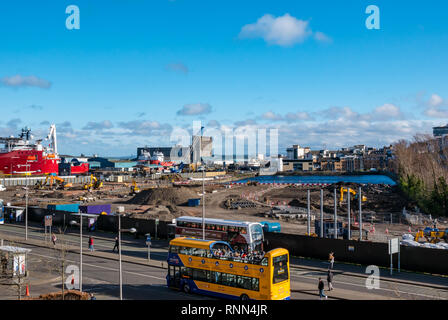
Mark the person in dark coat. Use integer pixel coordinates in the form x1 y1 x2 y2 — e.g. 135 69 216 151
318 277 327 300
112 236 119 252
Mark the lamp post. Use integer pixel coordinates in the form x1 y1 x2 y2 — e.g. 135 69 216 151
200 125 205 240
25 162 30 241
117 213 136 300
70 213 83 292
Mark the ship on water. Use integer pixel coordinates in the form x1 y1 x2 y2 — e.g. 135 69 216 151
137 150 174 167
0 124 89 176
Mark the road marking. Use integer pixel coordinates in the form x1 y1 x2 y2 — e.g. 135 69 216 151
291 272 447 300
29 252 166 281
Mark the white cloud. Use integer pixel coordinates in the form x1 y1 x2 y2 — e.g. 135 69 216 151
314 31 332 43
177 103 212 116
429 94 443 107
424 94 448 118
1 75 51 89
165 62 189 74
260 110 311 122
239 13 330 46
82 120 114 131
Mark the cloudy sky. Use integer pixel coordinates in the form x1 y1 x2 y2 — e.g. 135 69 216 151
0 0 447 156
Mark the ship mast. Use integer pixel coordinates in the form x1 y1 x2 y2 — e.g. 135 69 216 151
46 124 58 155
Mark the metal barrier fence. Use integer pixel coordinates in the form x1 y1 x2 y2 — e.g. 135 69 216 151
1 175 91 187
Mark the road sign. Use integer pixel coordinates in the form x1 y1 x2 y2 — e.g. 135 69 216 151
44 215 52 227
155 218 159 225
388 237 400 275
388 238 399 254
146 234 151 246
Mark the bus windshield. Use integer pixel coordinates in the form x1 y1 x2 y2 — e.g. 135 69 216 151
272 254 289 284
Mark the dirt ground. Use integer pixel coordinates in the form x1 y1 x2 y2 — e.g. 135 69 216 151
3 178 448 243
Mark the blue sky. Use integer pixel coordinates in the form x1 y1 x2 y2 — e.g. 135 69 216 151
1 0 447 156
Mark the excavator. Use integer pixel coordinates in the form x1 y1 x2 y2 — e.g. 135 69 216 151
130 179 141 195
339 187 367 205
83 174 103 191
414 227 448 243
35 175 72 190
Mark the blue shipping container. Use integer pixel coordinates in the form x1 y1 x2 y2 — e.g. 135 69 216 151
259 221 281 233
188 198 201 207
47 203 80 213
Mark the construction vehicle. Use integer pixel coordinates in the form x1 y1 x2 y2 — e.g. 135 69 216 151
35 175 72 190
339 187 367 204
130 179 141 195
415 227 448 243
247 181 259 186
83 174 103 191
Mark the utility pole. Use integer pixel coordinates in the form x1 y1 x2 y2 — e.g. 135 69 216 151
347 188 351 240
79 210 83 292
359 186 362 241
320 189 324 238
25 163 29 241
118 214 123 300
334 188 338 239
307 189 311 235
200 125 205 240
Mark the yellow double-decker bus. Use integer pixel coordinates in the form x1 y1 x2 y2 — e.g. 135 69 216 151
166 237 290 300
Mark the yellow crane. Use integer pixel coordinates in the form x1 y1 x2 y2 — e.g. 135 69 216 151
340 187 367 204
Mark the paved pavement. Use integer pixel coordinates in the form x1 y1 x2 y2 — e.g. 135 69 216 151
1 222 447 300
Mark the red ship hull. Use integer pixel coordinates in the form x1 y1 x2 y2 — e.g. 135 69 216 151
0 150 58 175
0 150 89 176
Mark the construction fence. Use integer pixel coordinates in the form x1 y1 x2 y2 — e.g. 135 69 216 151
15 206 448 275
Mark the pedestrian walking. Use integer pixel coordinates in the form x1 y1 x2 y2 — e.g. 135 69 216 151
112 236 119 253
51 233 57 246
328 252 334 269
327 270 334 291
88 236 94 252
318 277 327 300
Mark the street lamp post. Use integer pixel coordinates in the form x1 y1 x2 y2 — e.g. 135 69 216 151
117 213 136 300
200 126 205 240
25 162 30 241
79 211 83 292
70 214 83 292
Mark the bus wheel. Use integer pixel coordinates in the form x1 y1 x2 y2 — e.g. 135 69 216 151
240 294 249 301
183 283 190 294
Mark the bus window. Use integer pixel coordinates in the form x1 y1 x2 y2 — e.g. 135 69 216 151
211 271 221 284
261 257 268 266
237 275 252 290
193 268 208 282
250 224 264 242
272 255 289 284
169 245 180 253
251 278 259 291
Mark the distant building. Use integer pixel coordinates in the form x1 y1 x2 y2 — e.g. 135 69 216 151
433 124 448 137
286 145 311 160
282 159 314 172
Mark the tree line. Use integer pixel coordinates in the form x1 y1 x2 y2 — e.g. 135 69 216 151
394 134 448 217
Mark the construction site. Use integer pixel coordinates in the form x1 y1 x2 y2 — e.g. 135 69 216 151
2 172 448 247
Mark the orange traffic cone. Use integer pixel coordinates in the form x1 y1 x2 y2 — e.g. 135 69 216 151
385 228 389 234
408 226 411 233
71 275 75 285
25 285 30 297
